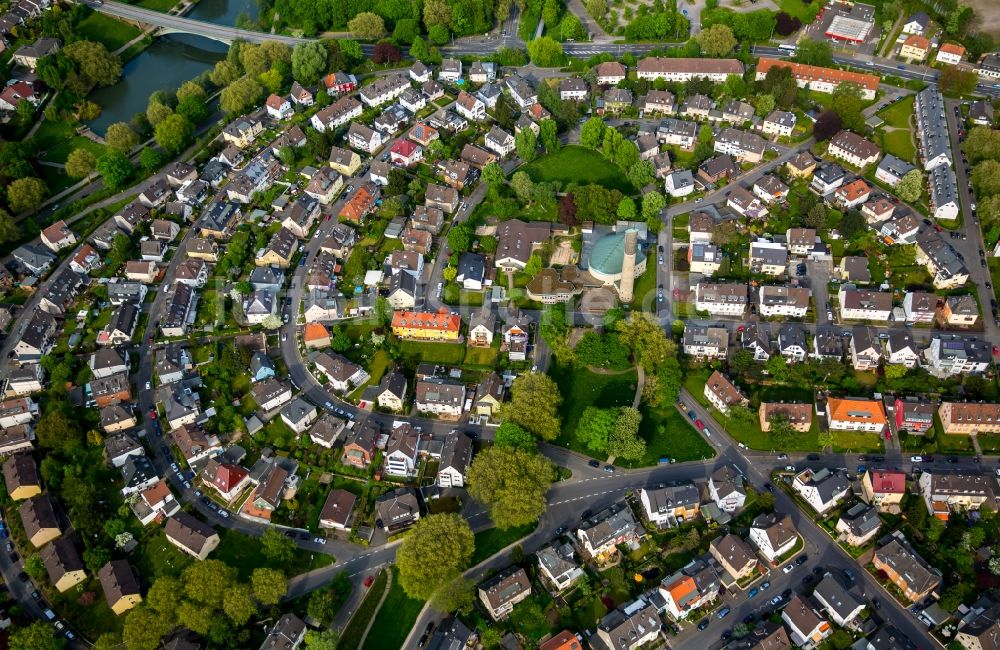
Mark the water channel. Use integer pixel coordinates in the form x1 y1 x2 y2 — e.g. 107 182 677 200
86 0 261 135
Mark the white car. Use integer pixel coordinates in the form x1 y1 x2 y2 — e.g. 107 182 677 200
910 455 923 463
314 537 327 545
782 564 794 574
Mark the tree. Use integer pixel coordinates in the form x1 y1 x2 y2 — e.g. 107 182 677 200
896 169 924 203
146 576 182 620
424 0 453 28
210 59 241 87
616 312 672 372
839 210 865 238
964 127 1000 164
972 161 1000 197
627 161 654 190
348 11 385 38
307 585 343 625
560 13 587 40
251 567 287 605
580 117 607 149
607 407 645 460
432 577 475 614
96 150 133 190
64 40 122 88
793 39 833 67
754 93 775 118
467 446 556 529
11 621 65 650
575 406 618 453
259 67 284 94
105 122 139 153
155 113 194 156
65 148 96 180
495 421 537 450
527 36 564 67
515 127 537 162
813 110 842 141
641 191 665 221
803 203 827 228
7 177 46 214
291 41 327 85
222 583 257 626
428 24 450 45
0 209 19 245
511 170 535 204
177 80 206 102
940 64 978 96
83 545 112 573
183 559 237 606
147 100 173 126
503 372 562 440
539 119 559 153
409 36 431 61
774 12 802 35
442 266 457 282
617 197 637 220
304 630 340 650
482 162 505 191
830 82 865 132
695 24 736 57
260 527 297 563
396 514 474 599
220 75 263 115
373 41 402 64
447 222 473 253
817 430 835 451
122 608 174 650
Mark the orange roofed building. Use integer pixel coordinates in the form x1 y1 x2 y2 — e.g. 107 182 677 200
303 322 331 349
540 631 583 650
391 309 462 342
754 58 879 100
825 397 887 433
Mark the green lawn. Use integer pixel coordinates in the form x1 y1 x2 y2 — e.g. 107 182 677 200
471 523 536 564
551 364 637 447
362 567 425 650
75 12 142 50
340 569 388 650
632 253 658 310
396 339 467 366
877 96 915 129
882 130 916 164
521 146 635 194
775 0 822 23
214 529 334 580
637 405 715 464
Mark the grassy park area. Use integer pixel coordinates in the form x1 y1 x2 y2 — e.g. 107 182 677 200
522 146 635 194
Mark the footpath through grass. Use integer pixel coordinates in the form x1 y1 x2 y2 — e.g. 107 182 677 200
340 569 388 650
521 145 635 194
362 566 425 650
472 523 536 564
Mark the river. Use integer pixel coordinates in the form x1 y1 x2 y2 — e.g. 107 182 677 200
86 0 262 135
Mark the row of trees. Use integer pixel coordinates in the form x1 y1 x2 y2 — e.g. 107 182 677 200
965 127 1000 246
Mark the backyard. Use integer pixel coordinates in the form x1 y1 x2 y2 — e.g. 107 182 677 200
76 12 142 50
521 146 635 194
362 567 424 650
878 96 917 163
471 523 537 564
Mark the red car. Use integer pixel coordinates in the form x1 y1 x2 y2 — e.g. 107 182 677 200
363 575 374 588
993 345 999 356
695 419 705 431
884 430 891 440
149 410 157 420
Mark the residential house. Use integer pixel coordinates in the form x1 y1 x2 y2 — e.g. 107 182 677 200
710 534 758 582
665 169 696 197
426 183 460 213
280 397 318 434
504 75 537 109
682 324 729 359
779 324 809 362
900 35 929 61
455 90 486 121
576 503 641 561
384 423 420 477
782 594 832 649
41 537 86 592
826 396 887 432
479 567 531 621
311 96 363 133
375 371 407 412
12 36 59 70
358 74 408 107
165 511 220 560
341 419 379 467
392 309 461 341
937 42 966 66
537 544 585 592
891 398 935 435
811 164 847 194
835 502 881 547
760 286 810 318
704 371 747 415
763 110 797 137
760 402 813 432
749 512 798 563
839 256 872 284
313 352 367 393
99 560 142 615
753 175 790 204
728 187 769 219
603 87 633 112
657 118 697 150
915 235 968 289
374 487 420 531
793 467 851 514
929 164 960 221
924 335 991 376
714 128 766 163
460 143 496 168
2 454 41 500
415 378 465 420
688 241 721 274
438 58 462 81
318 488 356 530
595 61 627 85
201 458 250 503
14 311 57 364
919 471 995 520
40 220 77 252
787 153 817 179
69 244 101 274
749 240 787 274
19 494 60 547
437 430 473 488
861 197 895 223
944 294 979 326
875 154 917 187
309 414 346 449
105 433 143 468
637 57 744 82
939 402 1000 435
659 559 722 620
559 77 589 101
280 196 320 238
680 93 712 119
828 130 881 168
638 483 701 528
839 287 892 322
255 227 297 268
592 599 662 650
886 330 920 368
872 535 941 602
694 282 747 317
197 201 242 239
170 423 221 466
289 81 313 106
834 179 871 209
251 378 292 412
222 115 263 148
485 126 515 158
754 58 878 100
469 60 496 83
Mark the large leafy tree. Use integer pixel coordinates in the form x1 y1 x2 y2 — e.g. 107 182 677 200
7 177 46 214
155 113 195 156
65 148 96 179
694 23 736 57
220 75 263 115
575 406 619 453
105 122 139 153
348 12 386 38
607 407 645 460
10 621 63 650
895 169 924 203
291 41 327 85
467 446 555 529
501 372 562 440
96 150 133 190
251 567 287 605
396 514 474 599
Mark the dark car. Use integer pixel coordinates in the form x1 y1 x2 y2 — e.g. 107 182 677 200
872 598 881 609
721 631 732 641
7 552 16 563
796 554 808 565
588 459 600 468
698 619 710 630
782 589 792 599
807 453 821 461
581 510 592 520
